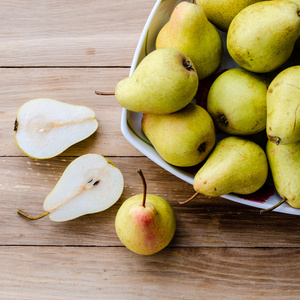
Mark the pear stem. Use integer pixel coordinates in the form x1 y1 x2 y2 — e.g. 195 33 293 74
17 209 50 220
178 192 199 205
137 169 147 207
95 91 115 95
260 197 287 215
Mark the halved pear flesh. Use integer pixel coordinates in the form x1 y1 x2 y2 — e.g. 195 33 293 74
18 154 124 222
14 98 98 159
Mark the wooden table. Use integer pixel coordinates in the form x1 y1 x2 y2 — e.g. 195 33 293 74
1 1 300 299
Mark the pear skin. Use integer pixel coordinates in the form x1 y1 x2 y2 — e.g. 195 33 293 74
267 65 300 145
141 103 216 167
115 194 176 255
115 48 198 114
294 0 300 49
207 67 269 135
115 170 176 255
227 0 300 73
266 140 300 208
196 0 265 32
156 2 222 80
193 136 268 197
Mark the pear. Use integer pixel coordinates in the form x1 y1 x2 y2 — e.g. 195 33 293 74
227 0 300 73
291 0 300 5
180 136 268 202
156 1 222 80
262 140 300 211
141 103 215 167
267 65 300 145
207 67 269 135
14 98 98 159
195 0 264 32
17 154 124 222
293 0 300 49
115 48 198 114
115 169 176 255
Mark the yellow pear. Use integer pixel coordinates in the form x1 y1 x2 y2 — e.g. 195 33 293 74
264 140 300 210
156 1 222 80
207 67 269 135
227 0 300 73
115 48 198 114
141 103 215 167
191 136 268 197
115 169 176 255
267 65 300 145
195 0 264 32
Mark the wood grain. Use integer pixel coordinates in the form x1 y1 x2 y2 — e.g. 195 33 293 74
0 67 140 157
1 246 300 299
0 0 155 67
1 0 300 298
1 157 300 248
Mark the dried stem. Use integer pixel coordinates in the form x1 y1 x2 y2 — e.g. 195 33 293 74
17 209 50 220
260 197 287 215
178 192 199 205
137 169 147 207
95 91 115 95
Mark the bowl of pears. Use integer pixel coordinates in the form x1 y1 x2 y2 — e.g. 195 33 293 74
116 0 300 215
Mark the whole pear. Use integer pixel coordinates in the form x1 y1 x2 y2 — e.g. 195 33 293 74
195 0 264 32
192 136 268 197
141 103 215 167
115 48 198 114
156 2 222 80
115 170 176 255
227 0 300 73
207 67 269 135
265 140 300 209
267 65 300 145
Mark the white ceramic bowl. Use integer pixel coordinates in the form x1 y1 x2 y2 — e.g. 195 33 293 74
120 0 300 215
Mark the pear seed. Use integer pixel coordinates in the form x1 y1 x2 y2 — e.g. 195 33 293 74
14 119 18 131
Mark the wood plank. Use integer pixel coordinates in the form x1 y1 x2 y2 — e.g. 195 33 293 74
0 67 141 156
1 156 300 247
1 246 300 299
0 0 156 66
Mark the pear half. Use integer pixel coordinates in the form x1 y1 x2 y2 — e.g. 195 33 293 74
14 98 98 159
18 154 124 222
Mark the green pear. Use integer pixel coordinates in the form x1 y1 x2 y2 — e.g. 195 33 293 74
195 0 264 32
18 154 124 222
115 169 176 255
14 98 98 159
156 1 222 80
292 0 300 49
290 0 300 5
227 0 300 73
186 136 268 198
141 103 215 167
207 67 269 135
115 48 198 114
267 65 300 145
265 140 300 209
